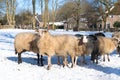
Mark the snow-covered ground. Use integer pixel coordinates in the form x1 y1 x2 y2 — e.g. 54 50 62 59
0 29 120 80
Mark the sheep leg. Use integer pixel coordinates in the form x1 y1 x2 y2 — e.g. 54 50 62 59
40 55 44 66
74 56 78 66
103 55 105 62
15 49 17 54
95 54 98 64
18 53 22 64
71 56 75 68
119 53 120 57
63 57 68 67
107 54 110 62
57 56 61 65
91 52 95 63
47 56 52 70
81 55 87 65
37 54 44 66
37 54 40 66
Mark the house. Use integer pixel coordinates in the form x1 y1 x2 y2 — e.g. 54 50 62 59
101 2 120 31
48 22 64 29
105 15 120 29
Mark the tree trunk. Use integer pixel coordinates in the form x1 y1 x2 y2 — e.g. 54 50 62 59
76 19 79 31
32 0 36 29
6 0 16 26
43 0 49 28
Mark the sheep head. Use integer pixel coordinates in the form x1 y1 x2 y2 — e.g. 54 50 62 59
39 29 48 37
77 35 97 46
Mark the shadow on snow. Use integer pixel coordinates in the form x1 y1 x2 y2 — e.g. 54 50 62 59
7 54 120 76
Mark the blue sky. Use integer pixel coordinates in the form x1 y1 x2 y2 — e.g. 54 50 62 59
16 0 65 14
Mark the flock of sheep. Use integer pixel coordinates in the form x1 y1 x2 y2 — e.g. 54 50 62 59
14 29 120 70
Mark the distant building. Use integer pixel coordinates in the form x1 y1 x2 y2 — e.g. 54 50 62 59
48 22 64 29
101 2 120 31
105 15 120 28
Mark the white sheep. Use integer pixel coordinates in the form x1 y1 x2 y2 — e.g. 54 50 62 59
14 32 43 66
37 30 78 70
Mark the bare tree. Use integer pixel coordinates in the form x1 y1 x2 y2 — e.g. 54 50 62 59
111 1 120 15
51 0 58 29
81 0 102 30
15 10 33 27
32 0 36 29
56 1 72 20
71 0 82 30
94 0 115 31
40 0 43 23
43 0 49 27
6 0 16 26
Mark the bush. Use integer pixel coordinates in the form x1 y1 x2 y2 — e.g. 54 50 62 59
113 21 120 28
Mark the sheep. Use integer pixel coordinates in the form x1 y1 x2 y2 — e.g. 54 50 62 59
112 32 120 57
14 32 43 66
91 36 118 64
112 32 120 38
90 32 105 62
72 33 105 65
74 34 97 65
37 30 78 70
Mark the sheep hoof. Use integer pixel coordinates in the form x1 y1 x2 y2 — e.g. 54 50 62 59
47 66 50 70
103 59 105 62
63 64 65 67
63 61 68 67
47 65 51 70
41 64 44 66
71 64 75 68
18 60 22 64
37 64 43 66
96 61 98 64
57 62 61 65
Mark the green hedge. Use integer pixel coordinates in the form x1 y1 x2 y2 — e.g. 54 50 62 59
113 21 120 28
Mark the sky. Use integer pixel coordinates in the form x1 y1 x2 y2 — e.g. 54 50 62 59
16 0 65 14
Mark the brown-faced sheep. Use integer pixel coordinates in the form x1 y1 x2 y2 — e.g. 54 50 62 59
37 30 78 70
14 32 43 66
91 36 118 64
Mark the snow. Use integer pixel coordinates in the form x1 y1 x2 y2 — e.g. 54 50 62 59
0 29 120 80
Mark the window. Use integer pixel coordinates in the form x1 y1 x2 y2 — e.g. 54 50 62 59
109 15 113 18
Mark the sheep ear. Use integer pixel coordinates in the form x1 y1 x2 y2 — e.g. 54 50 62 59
75 34 83 37
89 35 97 41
